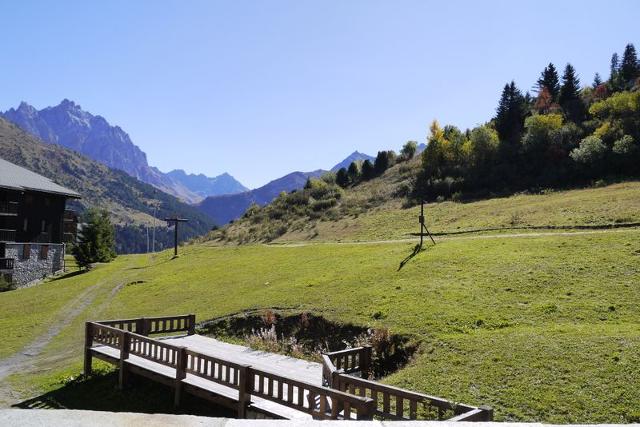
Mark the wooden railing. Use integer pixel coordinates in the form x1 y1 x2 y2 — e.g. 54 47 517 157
247 368 375 420
0 201 19 215
85 315 375 420
323 347 492 421
0 258 14 270
324 346 372 377
0 229 16 242
98 314 196 336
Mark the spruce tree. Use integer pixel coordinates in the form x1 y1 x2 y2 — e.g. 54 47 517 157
559 63 584 123
620 43 639 86
609 53 622 91
73 208 116 269
495 81 526 146
347 161 360 183
335 168 349 187
592 72 603 88
361 159 374 180
536 63 560 101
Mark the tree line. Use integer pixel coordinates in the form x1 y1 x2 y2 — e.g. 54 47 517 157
414 42 640 201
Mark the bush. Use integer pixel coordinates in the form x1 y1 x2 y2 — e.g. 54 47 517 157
400 141 418 161
0 274 14 292
570 136 608 164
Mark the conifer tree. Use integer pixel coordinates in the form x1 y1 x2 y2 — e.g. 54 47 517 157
592 73 603 88
73 209 116 269
335 168 349 187
609 53 622 91
495 81 527 146
620 43 639 85
347 161 360 183
361 159 374 180
559 63 585 123
536 63 560 101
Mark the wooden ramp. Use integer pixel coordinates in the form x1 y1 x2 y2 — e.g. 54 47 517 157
84 314 492 421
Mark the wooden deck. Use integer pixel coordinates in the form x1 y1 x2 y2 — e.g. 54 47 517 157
91 334 322 419
84 314 492 421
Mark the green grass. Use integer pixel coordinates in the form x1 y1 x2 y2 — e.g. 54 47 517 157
277 181 640 242
3 228 640 422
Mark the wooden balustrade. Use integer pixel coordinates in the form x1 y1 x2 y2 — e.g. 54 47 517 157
128 333 180 368
246 368 375 420
326 346 371 376
97 314 196 336
185 349 246 389
322 347 492 422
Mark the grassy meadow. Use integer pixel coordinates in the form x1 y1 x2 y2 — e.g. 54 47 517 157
1 219 639 422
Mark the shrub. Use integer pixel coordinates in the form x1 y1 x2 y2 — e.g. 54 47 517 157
570 135 608 164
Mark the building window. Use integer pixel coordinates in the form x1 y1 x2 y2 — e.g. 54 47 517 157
22 244 30 260
23 218 28 232
39 245 49 260
41 220 46 233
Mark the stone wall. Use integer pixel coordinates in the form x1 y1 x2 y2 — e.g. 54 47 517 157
4 243 64 288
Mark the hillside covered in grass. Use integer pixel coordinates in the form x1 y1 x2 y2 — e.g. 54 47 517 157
0 118 215 253
1 226 639 422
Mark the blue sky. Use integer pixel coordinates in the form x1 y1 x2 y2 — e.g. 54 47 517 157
1 1 638 188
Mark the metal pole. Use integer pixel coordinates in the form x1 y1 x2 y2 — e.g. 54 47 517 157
152 203 157 252
146 225 149 253
419 201 424 247
174 221 178 257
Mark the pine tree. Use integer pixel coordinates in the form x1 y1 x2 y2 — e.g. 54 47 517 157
347 161 360 183
536 63 560 101
361 159 374 180
592 72 603 88
73 209 116 269
495 81 526 146
609 52 622 91
620 43 639 86
335 168 349 187
559 63 585 123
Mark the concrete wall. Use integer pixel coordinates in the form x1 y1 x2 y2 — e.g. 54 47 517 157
3 243 64 288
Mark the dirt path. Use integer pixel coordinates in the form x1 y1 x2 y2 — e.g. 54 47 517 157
0 277 126 405
265 227 640 248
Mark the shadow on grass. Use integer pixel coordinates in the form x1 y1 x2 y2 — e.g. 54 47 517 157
13 370 234 418
398 243 425 271
50 269 85 281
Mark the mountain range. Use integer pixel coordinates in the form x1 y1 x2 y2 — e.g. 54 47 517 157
330 151 375 172
196 151 378 224
197 170 325 225
0 117 215 253
0 100 246 203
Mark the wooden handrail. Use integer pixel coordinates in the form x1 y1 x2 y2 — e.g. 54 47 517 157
246 367 375 420
322 346 492 421
96 314 196 336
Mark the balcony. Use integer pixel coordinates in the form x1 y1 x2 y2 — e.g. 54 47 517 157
0 258 14 270
0 201 19 216
0 229 16 242
32 232 51 243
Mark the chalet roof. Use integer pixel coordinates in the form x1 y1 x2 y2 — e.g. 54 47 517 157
0 158 81 198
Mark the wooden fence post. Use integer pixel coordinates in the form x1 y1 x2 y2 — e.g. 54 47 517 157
357 398 376 420
187 314 196 335
237 365 251 418
83 322 93 377
360 346 372 379
136 317 149 336
118 331 130 390
480 405 494 421
174 347 188 407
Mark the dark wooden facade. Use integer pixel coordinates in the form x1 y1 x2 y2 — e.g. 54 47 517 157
0 188 72 244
